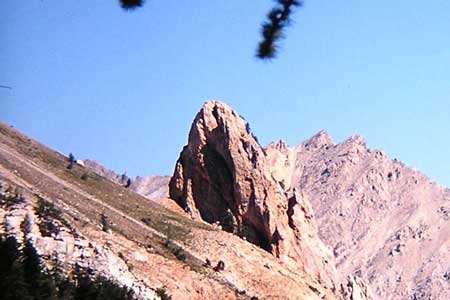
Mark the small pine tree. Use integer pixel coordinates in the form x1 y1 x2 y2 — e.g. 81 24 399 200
35 270 58 300
156 287 172 300
101 213 111 233
222 209 237 233
52 264 76 300
67 153 75 170
21 213 33 237
2 259 34 300
0 236 33 300
125 178 131 188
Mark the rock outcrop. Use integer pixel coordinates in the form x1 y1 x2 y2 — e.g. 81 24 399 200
132 175 170 200
340 275 375 300
83 159 170 200
1 119 355 300
0 185 156 299
266 130 450 300
169 100 337 288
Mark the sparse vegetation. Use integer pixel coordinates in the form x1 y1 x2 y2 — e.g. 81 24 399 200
125 178 131 188
213 260 225 272
67 153 75 170
238 223 258 243
101 213 111 233
35 196 71 237
0 235 135 300
222 209 237 233
0 124 226 296
21 213 33 236
0 124 212 246
141 217 152 225
0 185 25 208
164 239 187 262
156 287 172 300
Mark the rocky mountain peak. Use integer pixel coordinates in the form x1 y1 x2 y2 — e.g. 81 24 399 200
265 129 450 300
267 139 289 151
341 134 367 153
302 130 334 150
170 100 268 220
169 100 339 289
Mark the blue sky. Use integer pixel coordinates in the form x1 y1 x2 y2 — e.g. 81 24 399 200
1 1 449 186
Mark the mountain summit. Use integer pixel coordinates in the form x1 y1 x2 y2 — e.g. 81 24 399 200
265 124 450 300
169 100 374 298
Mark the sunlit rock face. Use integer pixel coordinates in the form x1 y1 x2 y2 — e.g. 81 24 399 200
169 99 450 300
266 127 450 300
169 100 337 288
0 117 377 300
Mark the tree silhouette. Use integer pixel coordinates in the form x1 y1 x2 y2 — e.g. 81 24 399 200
256 0 303 59
0 236 33 300
117 0 304 59
119 0 144 10
0 236 134 300
23 239 59 300
67 153 76 170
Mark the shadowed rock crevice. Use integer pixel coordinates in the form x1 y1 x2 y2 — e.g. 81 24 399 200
238 221 272 252
287 193 298 230
198 142 236 223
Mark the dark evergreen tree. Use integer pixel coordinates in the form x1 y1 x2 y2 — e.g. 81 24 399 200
22 239 58 300
101 213 111 232
0 236 21 278
74 269 98 300
3 259 34 300
67 153 75 169
0 235 134 300
35 270 59 300
52 264 76 300
0 236 33 300
125 178 131 188
23 239 42 287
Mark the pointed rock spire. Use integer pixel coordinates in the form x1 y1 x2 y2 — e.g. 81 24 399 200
169 100 337 289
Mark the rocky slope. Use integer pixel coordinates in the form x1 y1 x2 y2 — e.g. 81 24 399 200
132 176 170 200
82 159 170 201
0 118 363 299
169 100 373 298
8 96 445 300
266 131 450 300
0 185 156 299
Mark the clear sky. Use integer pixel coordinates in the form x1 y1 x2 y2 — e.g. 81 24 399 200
1 1 449 186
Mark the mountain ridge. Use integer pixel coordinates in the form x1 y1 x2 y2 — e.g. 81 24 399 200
0 115 360 299
265 123 450 299
2 99 448 300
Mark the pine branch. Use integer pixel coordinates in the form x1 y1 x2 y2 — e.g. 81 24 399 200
256 0 303 59
119 0 145 10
